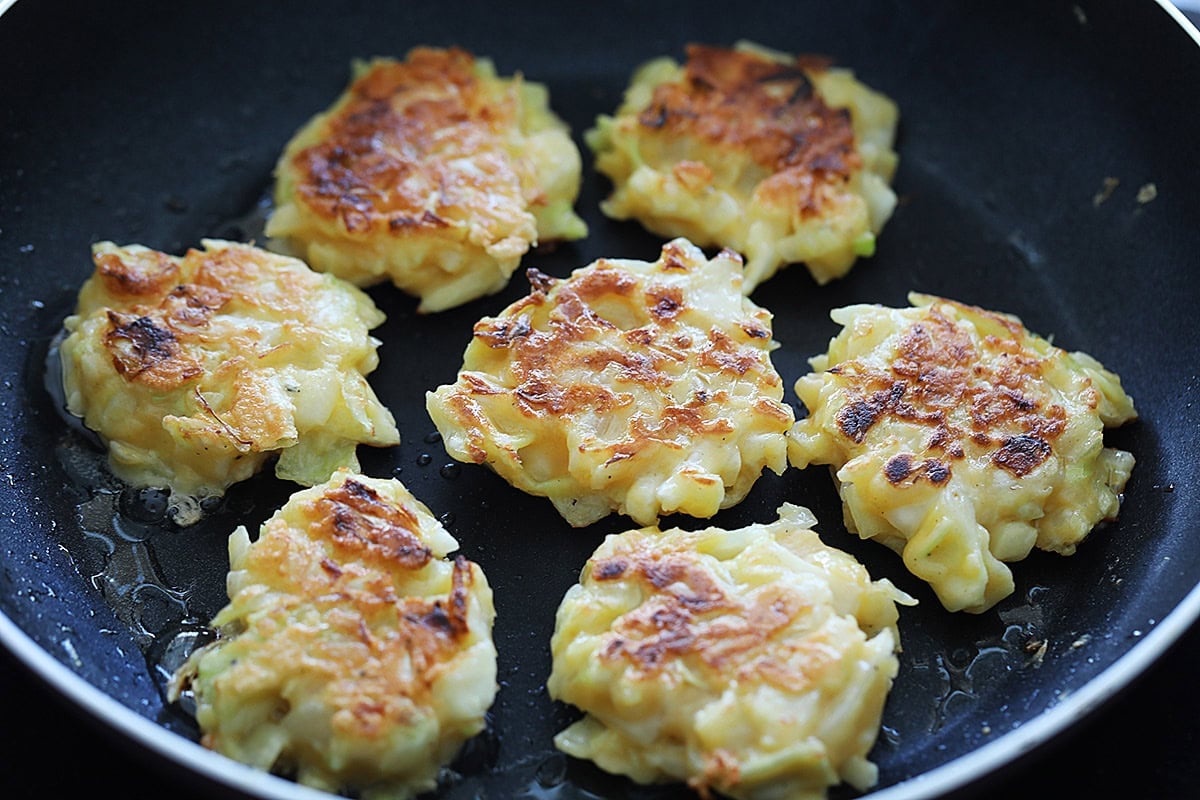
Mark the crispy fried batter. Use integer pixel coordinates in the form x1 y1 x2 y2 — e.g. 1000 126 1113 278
169 471 497 800
290 49 525 236
59 240 399 523
266 47 587 313
641 45 861 206
789 293 1138 613
826 299 1069 467
548 504 914 800
587 41 899 292
426 238 794 527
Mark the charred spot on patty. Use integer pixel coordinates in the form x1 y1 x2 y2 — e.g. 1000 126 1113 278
319 477 432 568
991 433 1053 477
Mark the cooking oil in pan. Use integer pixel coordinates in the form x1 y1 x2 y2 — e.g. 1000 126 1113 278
42 329 513 790
44 334 223 698
889 584 1054 744
40 321 1068 795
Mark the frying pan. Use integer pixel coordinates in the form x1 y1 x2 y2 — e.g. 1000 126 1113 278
2 0 1198 798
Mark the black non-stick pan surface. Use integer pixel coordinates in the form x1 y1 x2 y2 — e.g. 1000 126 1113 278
2 1 1199 798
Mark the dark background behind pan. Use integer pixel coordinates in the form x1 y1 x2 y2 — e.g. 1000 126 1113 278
1 1 1198 798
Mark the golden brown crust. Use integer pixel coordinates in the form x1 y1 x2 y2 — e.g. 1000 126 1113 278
170 472 496 795
547 505 911 797
100 275 235 391
466 258 782 428
828 299 1070 481
287 47 526 236
588 42 899 293
313 477 434 571
427 239 792 527
242 479 477 723
589 547 838 693
61 240 399 509
104 309 203 389
639 44 862 218
789 294 1138 613
93 247 325 433
266 48 586 313
95 247 181 299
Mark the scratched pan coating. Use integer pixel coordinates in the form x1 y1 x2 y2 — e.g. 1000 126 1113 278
1 1 1199 799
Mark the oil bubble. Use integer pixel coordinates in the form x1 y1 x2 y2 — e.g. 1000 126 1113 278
535 753 567 787
118 486 170 524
